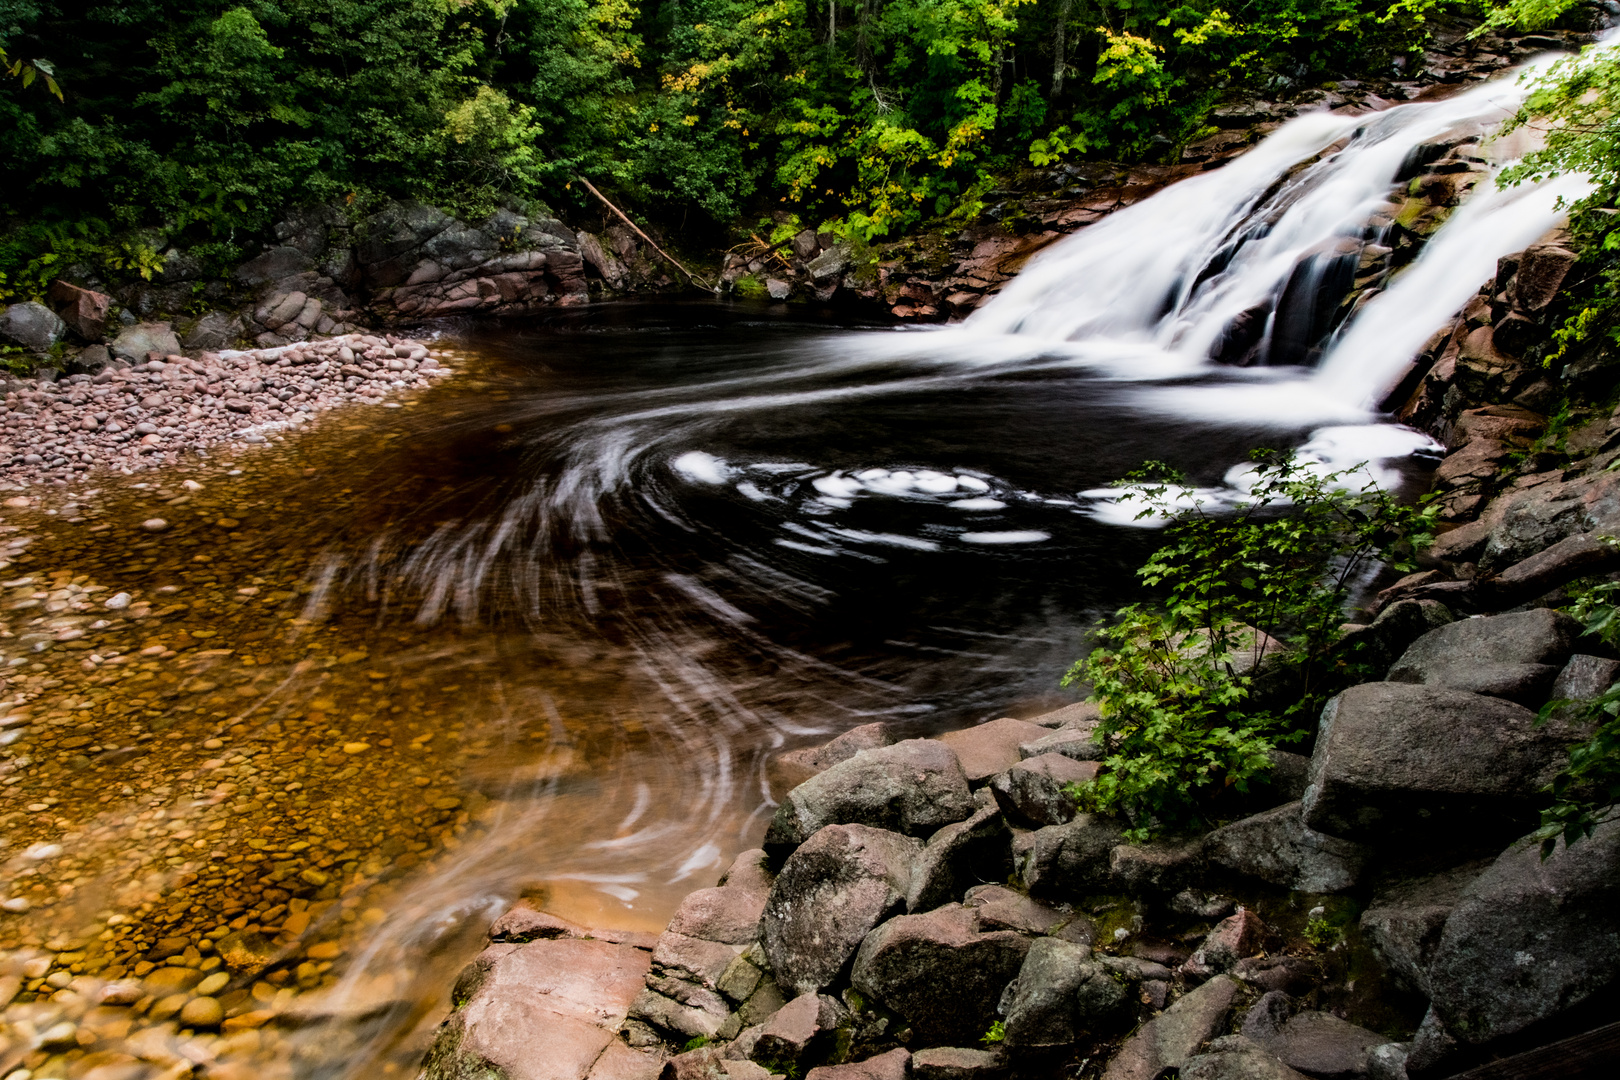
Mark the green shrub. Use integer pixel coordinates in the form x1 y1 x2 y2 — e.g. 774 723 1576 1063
1536 565 1620 855
1065 451 1435 836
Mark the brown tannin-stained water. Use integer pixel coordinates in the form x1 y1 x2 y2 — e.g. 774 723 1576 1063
0 300 1436 1079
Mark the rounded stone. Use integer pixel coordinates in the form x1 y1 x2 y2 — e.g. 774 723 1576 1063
180 995 225 1029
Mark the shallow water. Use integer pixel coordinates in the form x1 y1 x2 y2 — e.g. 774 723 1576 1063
0 299 1437 1077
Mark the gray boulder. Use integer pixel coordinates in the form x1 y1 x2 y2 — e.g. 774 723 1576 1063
1358 862 1488 997
1018 720 1105 762
1003 937 1133 1050
760 824 919 997
1023 701 1102 729
109 321 181 362
0 302 66 353
1099 975 1240 1080
1302 683 1568 840
1546 653 1620 729
765 740 974 851
851 903 1030 1045
1181 1035 1310 1080
1109 839 1206 896
1339 599 1454 676
1386 608 1581 705
988 754 1098 827
1204 802 1367 893
1019 814 1125 898
180 311 243 351
906 800 1012 913
1415 820 1620 1067
1253 1011 1386 1079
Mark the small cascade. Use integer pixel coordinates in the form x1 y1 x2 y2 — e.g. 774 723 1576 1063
963 45 1603 416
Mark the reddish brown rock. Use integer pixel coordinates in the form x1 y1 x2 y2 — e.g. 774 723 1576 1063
939 718 1051 784
48 280 112 341
423 937 653 1080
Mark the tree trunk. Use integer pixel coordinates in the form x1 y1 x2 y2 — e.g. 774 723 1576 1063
991 44 1005 104
829 0 837 47
1052 0 1073 98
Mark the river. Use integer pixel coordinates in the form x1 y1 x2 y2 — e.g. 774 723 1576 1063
0 48 1596 1080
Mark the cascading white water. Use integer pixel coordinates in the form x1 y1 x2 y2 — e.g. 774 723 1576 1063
963 43 1602 421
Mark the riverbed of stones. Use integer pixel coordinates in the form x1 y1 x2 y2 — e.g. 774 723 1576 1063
0 332 454 489
0 422 563 1079
427 551 1620 1080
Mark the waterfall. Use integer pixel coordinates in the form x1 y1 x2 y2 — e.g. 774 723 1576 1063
963 46 1599 421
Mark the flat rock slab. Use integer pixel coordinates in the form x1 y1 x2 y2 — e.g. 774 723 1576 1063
1302 682 1567 839
1182 1035 1310 1080
1019 722 1104 762
939 718 1051 783
804 1048 911 1080
1021 702 1103 729
963 884 1066 935
1256 1012 1384 1080
1101 975 1241 1080
424 937 652 1080
911 1047 1007 1080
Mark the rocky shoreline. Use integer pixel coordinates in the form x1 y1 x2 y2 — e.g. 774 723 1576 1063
413 168 1620 1080
420 581 1619 1080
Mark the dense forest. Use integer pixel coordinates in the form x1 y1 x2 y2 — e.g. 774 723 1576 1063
0 0 1459 295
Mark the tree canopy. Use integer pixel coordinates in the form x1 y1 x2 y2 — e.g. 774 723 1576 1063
1 0 1450 291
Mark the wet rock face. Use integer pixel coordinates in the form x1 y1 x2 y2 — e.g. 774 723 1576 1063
763 739 975 852
1302 682 1570 839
